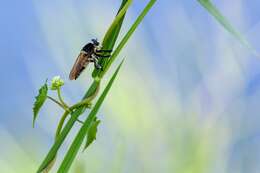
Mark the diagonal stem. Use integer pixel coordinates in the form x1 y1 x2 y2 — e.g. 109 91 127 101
47 96 65 110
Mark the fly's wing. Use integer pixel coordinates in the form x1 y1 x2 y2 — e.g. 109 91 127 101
69 52 91 80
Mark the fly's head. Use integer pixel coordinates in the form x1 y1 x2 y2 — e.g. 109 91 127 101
92 38 103 52
91 38 100 47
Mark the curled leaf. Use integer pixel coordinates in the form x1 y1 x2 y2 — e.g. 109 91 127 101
33 81 48 127
84 118 101 150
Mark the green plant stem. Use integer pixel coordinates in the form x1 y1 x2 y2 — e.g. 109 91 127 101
55 101 92 139
37 108 84 172
54 81 100 139
47 96 65 110
37 81 99 172
55 111 70 139
47 96 87 139
57 88 69 108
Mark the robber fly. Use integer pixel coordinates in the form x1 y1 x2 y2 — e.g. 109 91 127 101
69 39 112 80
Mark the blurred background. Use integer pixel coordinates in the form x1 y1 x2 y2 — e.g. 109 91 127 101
1 0 260 172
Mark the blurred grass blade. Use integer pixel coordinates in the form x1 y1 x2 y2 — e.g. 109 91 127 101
92 0 132 77
198 0 257 55
99 0 157 78
57 60 124 173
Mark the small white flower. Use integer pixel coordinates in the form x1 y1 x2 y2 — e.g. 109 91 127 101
50 76 64 90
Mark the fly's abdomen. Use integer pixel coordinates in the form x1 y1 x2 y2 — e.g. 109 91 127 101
69 53 90 80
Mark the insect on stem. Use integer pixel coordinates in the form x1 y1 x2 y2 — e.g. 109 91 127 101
69 39 112 80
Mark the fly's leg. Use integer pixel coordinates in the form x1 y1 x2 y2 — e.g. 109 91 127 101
94 61 102 70
96 49 112 53
94 52 111 58
87 57 95 63
95 49 112 58
87 56 101 70
92 56 103 70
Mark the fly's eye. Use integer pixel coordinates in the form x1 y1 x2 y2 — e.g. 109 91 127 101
91 39 99 46
94 41 99 46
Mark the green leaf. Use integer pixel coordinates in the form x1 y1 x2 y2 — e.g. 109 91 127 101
102 0 132 49
198 0 257 55
98 0 157 78
57 60 124 173
92 0 132 77
33 81 48 128
84 118 101 150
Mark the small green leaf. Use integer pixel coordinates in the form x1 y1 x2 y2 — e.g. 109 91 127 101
84 118 101 150
198 0 257 55
57 60 124 173
33 81 48 128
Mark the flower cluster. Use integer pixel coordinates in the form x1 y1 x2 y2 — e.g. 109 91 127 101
50 76 64 90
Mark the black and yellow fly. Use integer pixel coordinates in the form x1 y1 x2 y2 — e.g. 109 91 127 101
69 39 112 80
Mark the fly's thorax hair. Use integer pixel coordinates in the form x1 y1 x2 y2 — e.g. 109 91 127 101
81 43 95 53
80 50 88 55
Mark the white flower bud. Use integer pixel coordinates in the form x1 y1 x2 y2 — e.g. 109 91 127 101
50 76 64 90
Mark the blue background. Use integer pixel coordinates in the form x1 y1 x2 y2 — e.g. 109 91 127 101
1 0 260 172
